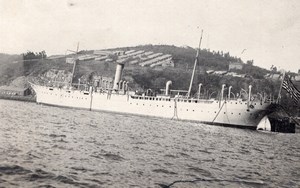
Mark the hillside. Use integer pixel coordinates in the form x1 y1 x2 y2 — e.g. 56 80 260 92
0 45 299 113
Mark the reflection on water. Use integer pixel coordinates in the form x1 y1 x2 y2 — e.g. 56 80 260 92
0 99 299 187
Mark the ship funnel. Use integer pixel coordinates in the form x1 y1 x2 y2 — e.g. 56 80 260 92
198 83 202 99
165 81 172 95
248 85 252 109
221 84 226 101
228 86 232 100
113 62 125 90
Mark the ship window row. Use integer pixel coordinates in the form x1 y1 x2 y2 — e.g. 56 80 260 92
131 96 172 102
128 103 245 115
131 96 262 106
0 91 19 95
41 91 88 100
131 96 218 104
232 102 261 106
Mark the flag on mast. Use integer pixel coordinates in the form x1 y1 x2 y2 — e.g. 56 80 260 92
282 74 300 104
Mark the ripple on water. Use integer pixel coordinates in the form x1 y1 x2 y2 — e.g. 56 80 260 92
49 134 66 138
152 168 177 175
186 166 213 177
102 153 125 161
0 100 299 188
0 165 31 175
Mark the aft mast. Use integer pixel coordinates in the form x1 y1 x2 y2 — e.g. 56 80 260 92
187 30 203 98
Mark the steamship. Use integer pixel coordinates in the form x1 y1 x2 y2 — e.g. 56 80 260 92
31 77 271 128
30 36 272 128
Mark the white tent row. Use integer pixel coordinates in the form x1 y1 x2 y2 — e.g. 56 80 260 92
118 50 144 59
140 53 162 61
149 58 173 67
140 54 172 67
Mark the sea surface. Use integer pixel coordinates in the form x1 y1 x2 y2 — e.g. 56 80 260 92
0 99 299 188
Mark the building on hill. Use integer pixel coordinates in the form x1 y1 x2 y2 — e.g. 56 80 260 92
125 50 136 55
94 50 124 56
213 71 228 75
150 58 174 67
292 75 300 82
139 54 171 67
128 60 139 65
95 55 108 61
0 86 31 96
264 73 282 80
77 54 98 61
47 55 65 60
228 62 243 71
226 72 245 78
43 69 72 86
162 60 174 67
66 57 77 64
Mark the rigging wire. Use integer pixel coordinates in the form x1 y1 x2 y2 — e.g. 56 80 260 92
212 101 226 123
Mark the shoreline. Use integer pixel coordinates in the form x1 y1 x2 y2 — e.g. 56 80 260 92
0 95 36 103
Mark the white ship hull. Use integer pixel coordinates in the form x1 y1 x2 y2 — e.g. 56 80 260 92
31 84 271 128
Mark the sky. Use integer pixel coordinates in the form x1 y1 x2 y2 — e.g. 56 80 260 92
1 0 300 72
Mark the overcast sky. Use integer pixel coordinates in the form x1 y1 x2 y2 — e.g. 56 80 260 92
1 0 300 72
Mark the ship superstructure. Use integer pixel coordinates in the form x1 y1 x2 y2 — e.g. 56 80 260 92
30 34 272 129
31 58 271 129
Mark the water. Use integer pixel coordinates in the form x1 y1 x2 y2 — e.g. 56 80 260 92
0 99 299 188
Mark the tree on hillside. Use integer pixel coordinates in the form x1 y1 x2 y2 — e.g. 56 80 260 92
22 51 47 60
246 60 254 66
